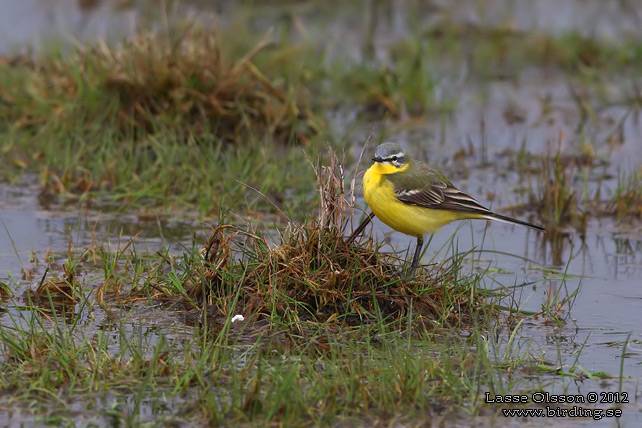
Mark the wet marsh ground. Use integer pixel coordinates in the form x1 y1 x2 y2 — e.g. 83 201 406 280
1 0 642 426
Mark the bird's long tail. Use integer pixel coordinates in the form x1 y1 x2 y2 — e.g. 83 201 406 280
482 212 545 232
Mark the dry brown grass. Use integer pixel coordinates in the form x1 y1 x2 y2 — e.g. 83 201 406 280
2 26 320 144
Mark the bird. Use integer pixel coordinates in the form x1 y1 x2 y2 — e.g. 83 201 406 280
362 142 545 279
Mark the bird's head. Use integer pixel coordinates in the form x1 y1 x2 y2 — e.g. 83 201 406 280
371 142 409 173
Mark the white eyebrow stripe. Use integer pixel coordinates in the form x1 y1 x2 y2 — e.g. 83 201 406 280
382 152 406 160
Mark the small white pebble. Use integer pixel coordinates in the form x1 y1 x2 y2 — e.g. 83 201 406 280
231 314 245 323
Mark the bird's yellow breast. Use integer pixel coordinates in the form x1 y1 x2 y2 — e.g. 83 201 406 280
363 163 468 237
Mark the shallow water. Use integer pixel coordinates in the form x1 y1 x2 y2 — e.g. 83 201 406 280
0 175 202 281
2 0 641 55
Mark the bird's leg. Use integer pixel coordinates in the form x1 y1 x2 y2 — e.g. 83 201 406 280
406 235 424 280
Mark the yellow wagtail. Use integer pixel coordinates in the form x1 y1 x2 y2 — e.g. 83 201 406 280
363 142 545 278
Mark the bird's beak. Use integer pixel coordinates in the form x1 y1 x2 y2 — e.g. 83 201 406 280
372 156 384 163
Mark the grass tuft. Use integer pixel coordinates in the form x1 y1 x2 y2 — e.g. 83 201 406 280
2 26 319 145
100 150 491 334
537 136 586 231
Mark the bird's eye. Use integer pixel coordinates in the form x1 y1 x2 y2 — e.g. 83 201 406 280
392 156 398 162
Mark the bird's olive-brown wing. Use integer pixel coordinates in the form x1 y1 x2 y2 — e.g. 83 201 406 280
387 161 491 215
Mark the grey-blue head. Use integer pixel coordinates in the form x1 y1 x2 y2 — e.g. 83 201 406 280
372 142 407 168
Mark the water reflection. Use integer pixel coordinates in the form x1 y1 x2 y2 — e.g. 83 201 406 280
608 235 642 280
